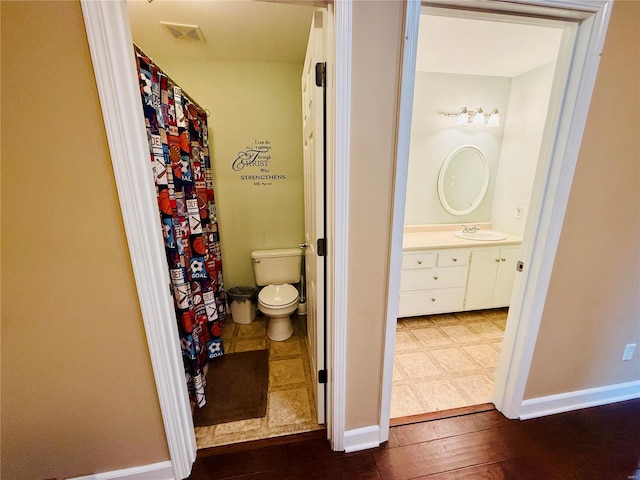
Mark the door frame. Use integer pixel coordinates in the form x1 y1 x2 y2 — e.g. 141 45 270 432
380 0 612 443
80 0 351 477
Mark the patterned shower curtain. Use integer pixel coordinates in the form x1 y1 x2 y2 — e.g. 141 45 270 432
136 49 226 408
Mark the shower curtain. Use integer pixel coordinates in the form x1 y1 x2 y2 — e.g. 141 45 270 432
136 49 226 408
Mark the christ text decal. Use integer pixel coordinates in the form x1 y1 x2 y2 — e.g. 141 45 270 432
232 140 286 187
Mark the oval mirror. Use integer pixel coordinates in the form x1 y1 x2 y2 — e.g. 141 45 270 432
437 145 489 216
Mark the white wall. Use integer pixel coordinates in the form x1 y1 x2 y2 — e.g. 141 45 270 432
491 62 556 235
404 72 511 225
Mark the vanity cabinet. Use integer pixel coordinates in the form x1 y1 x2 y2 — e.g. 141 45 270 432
464 246 521 311
398 244 521 317
398 249 470 317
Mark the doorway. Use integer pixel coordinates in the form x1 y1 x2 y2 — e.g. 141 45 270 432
390 7 565 420
81 0 351 473
380 0 612 442
125 0 327 449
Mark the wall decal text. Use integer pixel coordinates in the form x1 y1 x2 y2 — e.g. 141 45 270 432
232 140 286 187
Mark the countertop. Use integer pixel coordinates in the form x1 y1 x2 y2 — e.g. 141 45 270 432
403 224 523 250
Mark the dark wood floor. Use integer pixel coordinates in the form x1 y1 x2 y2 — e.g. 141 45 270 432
189 399 640 479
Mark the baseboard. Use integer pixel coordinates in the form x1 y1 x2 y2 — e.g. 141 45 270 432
344 425 380 453
69 461 174 480
519 380 640 420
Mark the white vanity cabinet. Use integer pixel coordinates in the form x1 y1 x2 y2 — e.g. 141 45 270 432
398 249 470 317
464 246 521 311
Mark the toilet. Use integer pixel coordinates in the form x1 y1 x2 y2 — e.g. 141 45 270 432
251 248 302 341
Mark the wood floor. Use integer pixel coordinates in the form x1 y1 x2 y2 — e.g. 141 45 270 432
189 399 640 479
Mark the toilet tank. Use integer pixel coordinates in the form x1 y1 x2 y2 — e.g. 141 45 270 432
251 248 302 286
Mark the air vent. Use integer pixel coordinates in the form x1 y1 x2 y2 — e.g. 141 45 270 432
161 22 205 42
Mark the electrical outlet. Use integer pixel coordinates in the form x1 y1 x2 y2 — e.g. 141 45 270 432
514 204 523 219
622 343 636 361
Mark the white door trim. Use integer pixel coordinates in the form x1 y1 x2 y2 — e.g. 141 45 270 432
494 0 612 418
330 0 352 452
81 0 351 475
381 0 612 442
379 0 421 444
80 1 196 478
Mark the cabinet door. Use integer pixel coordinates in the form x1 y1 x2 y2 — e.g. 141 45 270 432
492 247 520 307
464 248 499 311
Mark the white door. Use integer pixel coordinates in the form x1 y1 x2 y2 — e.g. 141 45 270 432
302 10 325 425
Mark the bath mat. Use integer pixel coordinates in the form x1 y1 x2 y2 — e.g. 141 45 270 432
194 349 269 427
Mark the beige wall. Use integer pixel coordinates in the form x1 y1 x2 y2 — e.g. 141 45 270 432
155 57 305 288
0 2 169 479
346 0 405 430
524 0 640 398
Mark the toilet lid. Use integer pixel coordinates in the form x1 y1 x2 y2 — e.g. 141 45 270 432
258 284 299 307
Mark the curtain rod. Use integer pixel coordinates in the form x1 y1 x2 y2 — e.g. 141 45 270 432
133 43 210 117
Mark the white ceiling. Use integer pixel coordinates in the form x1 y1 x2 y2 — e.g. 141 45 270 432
416 15 563 77
126 0 318 64
127 1 563 78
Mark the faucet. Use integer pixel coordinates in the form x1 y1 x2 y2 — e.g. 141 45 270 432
462 224 480 233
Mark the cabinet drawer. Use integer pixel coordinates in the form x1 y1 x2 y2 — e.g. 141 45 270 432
400 266 468 292
398 289 465 317
437 249 470 267
401 252 437 269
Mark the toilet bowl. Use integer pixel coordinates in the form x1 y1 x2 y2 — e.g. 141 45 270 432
257 284 299 341
251 248 303 342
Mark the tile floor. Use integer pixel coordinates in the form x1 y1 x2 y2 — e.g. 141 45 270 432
391 308 508 419
196 308 506 447
195 312 324 449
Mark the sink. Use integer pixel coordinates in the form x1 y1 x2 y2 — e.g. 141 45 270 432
454 230 507 241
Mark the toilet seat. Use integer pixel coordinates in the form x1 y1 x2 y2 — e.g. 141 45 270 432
258 284 298 308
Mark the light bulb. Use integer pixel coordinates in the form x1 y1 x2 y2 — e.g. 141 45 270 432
486 108 500 127
456 108 469 126
472 108 485 126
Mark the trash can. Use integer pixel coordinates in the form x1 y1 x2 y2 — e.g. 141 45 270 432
227 286 258 325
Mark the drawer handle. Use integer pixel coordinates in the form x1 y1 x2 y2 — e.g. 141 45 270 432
501 258 506 262
433 275 438 280
417 260 422 265
431 297 436 302
452 258 458 262
495 259 501 263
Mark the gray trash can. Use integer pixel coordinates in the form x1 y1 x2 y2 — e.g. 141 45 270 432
227 286 258 325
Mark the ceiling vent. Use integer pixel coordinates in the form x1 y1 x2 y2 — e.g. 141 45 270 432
161 22 205 42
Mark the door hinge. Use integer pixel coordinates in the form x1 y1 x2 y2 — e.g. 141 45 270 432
317 238 327 257
315 62 326 87
318 369 328 384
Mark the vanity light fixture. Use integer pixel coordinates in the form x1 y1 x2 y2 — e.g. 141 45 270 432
444 107 500 127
